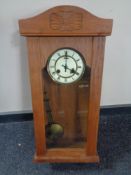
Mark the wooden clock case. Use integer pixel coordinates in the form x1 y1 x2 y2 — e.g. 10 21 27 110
19 5 113 163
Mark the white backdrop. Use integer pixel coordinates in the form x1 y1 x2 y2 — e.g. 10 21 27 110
0 0 131 113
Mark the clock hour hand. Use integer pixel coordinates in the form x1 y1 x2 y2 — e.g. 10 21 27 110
62 65 79 75
62 64 67 72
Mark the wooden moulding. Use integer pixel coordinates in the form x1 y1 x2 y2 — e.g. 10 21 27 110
19 5 113 37
34 148 99 163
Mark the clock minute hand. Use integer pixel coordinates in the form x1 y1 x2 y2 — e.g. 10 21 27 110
64 51 68 72
69 68 79 75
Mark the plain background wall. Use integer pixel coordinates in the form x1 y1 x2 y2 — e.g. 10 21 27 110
0 0 131 113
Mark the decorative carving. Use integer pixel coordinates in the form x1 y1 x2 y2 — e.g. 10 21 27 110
50 11 83 31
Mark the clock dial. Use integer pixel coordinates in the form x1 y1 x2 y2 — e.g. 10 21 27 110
47 48 85 84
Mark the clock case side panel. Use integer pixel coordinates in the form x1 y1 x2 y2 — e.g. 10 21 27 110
86 37 106 157
27 37 47 157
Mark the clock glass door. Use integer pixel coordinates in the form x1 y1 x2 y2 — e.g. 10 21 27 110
42 47 91 149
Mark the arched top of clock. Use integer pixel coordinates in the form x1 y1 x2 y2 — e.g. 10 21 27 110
19 5 113 36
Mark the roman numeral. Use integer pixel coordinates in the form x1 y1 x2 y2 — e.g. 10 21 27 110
50 66 55 68
57 76 60 80
72 52 75 57
65 51 68 55
64 78 67 82
52 72 56 75
57 53 61 57
78 66 82 68
76 72 79 75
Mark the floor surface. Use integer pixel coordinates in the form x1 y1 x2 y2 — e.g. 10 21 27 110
0 114 131 175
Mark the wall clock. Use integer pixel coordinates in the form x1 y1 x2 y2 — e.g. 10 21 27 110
19 5 113 163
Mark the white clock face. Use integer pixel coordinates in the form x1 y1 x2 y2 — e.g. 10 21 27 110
47 48 85 84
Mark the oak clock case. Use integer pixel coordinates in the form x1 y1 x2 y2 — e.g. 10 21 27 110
19 5 113 163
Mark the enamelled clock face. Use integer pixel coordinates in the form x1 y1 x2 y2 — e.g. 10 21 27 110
47 48 85 84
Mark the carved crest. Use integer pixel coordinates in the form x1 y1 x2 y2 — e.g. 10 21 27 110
50 11 83 31
19 5 113 36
